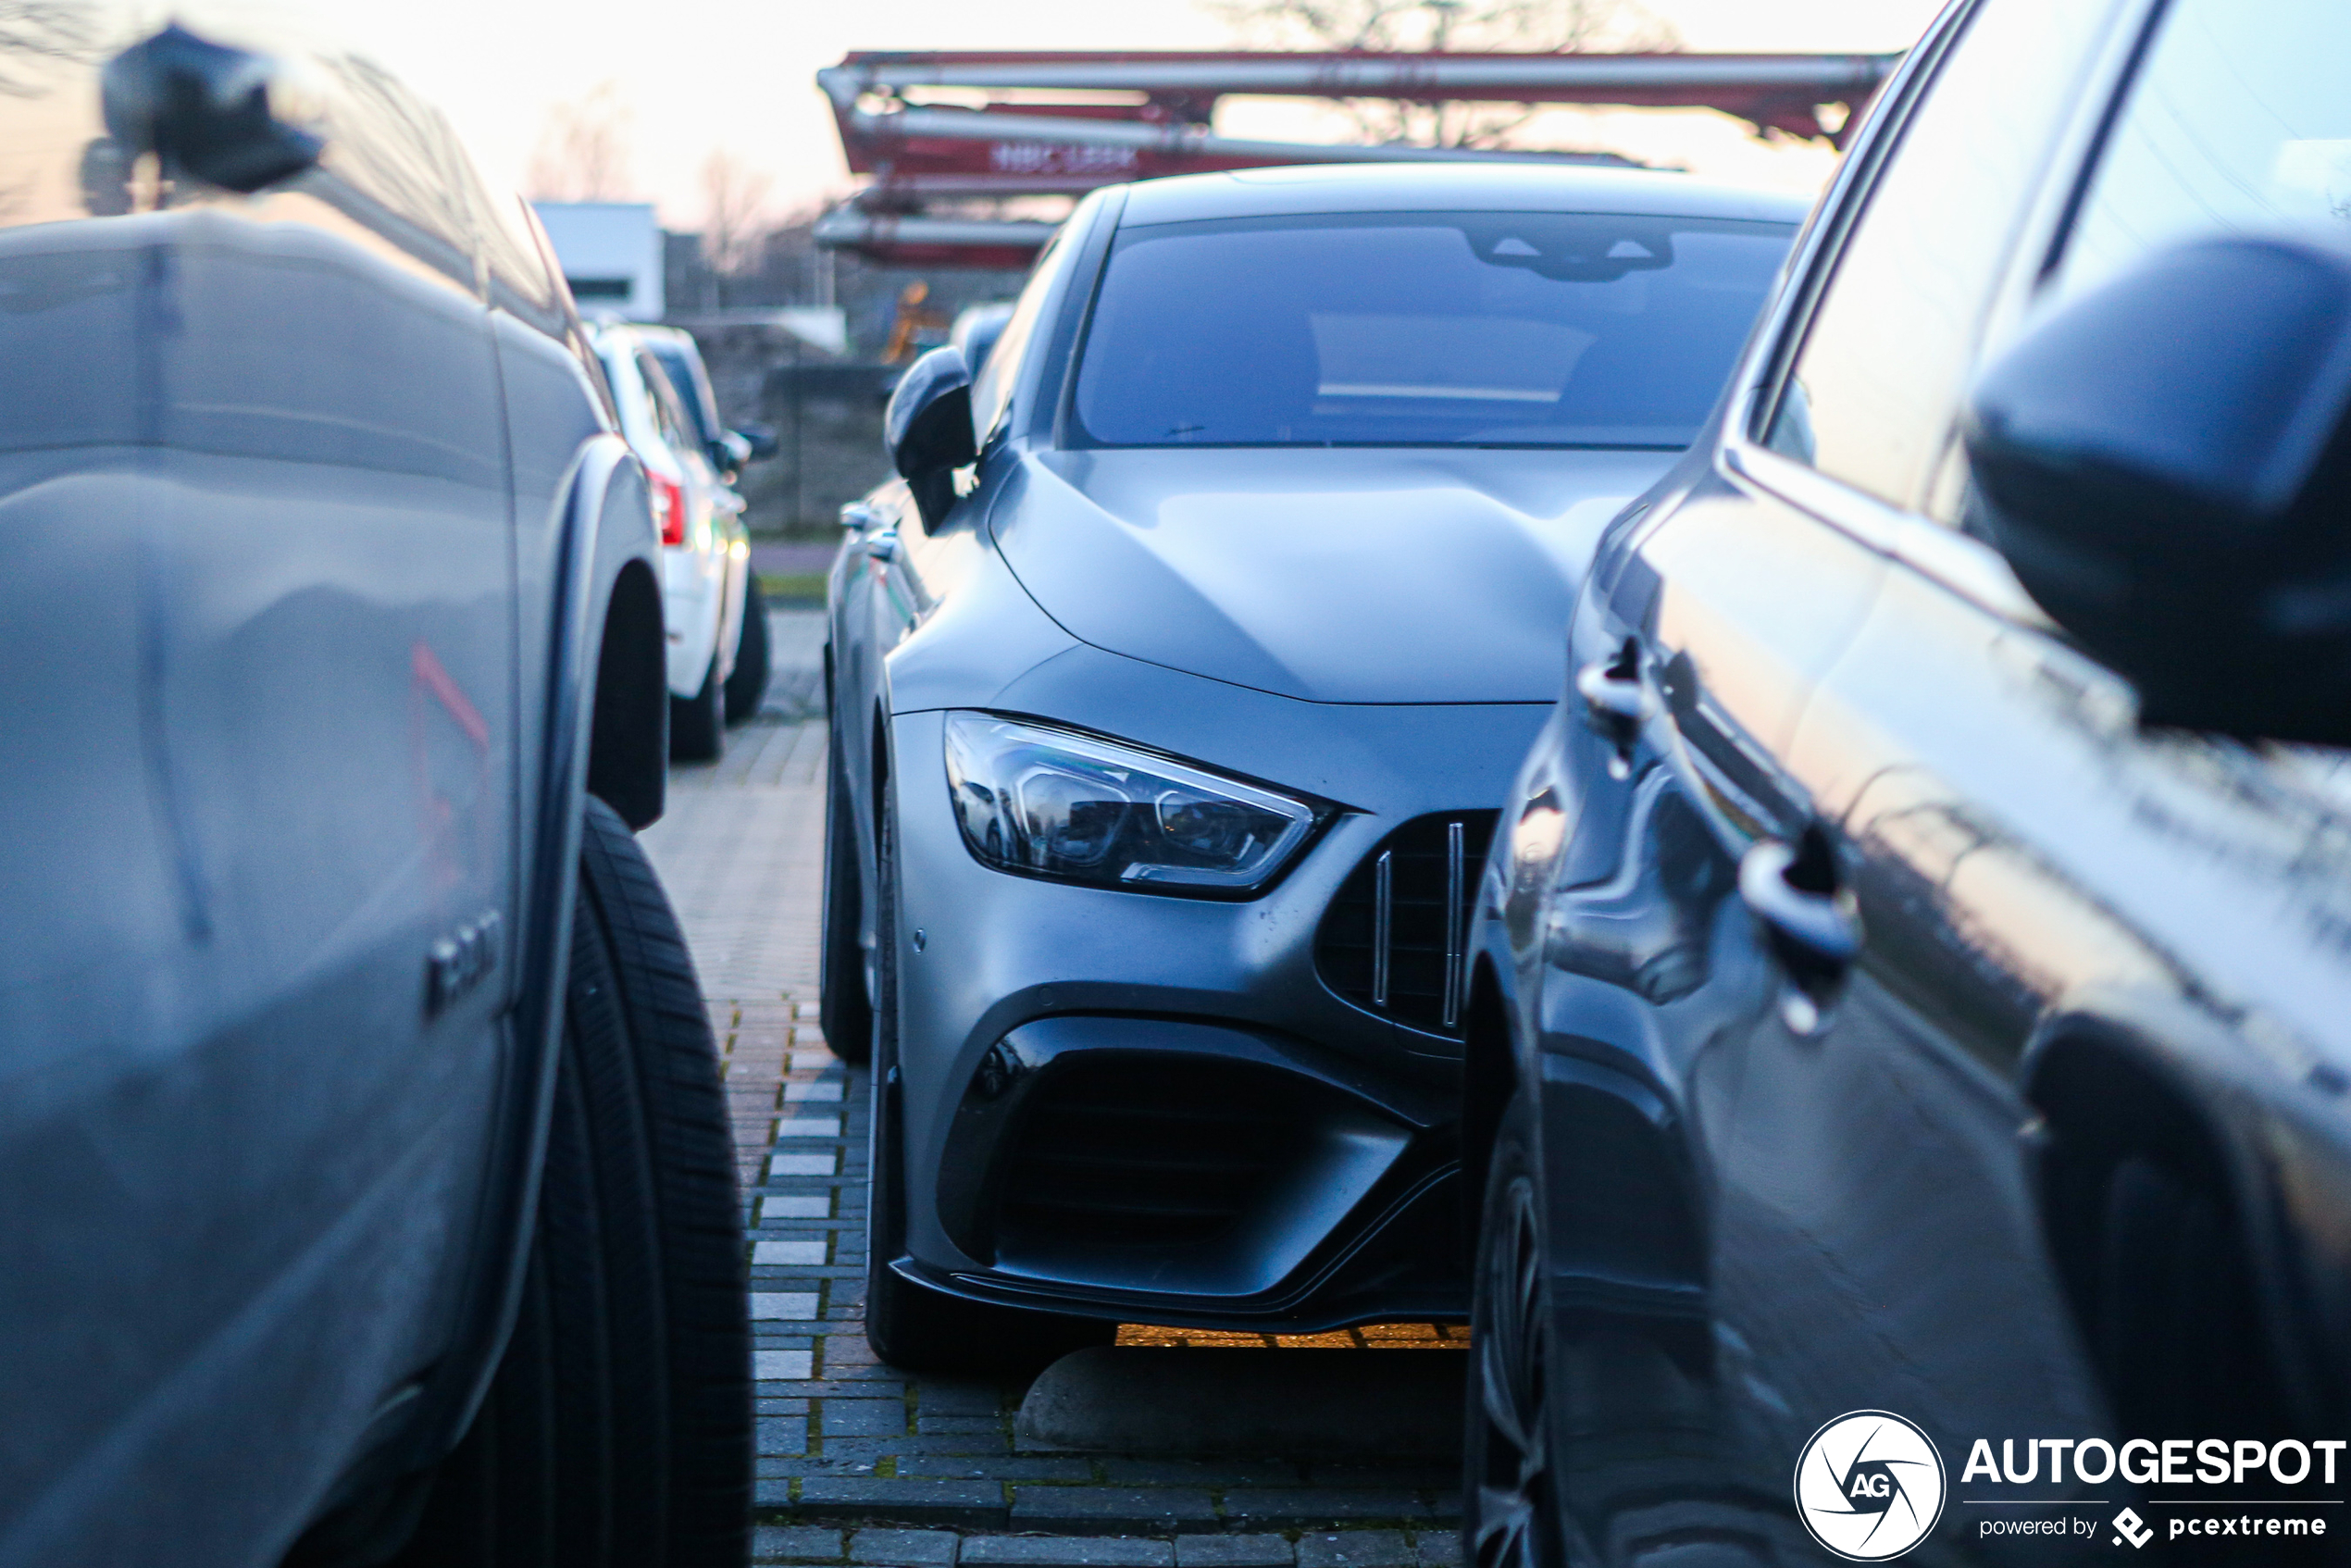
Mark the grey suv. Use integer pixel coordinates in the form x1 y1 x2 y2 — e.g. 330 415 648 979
0 10 748 1565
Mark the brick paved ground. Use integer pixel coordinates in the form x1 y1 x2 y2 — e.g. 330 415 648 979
641 613 1470 1568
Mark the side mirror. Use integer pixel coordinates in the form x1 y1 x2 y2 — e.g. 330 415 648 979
735 422 779 462
1964 234 2351 742
103 24 323 193
885 346 977 528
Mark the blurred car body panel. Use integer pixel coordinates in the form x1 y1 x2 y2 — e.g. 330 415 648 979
1462 0 2351 1560
0 6 694 1563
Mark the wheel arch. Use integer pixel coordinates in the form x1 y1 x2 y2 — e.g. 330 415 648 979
2023 1005 2332 1428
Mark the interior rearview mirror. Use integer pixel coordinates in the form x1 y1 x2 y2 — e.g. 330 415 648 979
885 346 977 529
1964 234 2351 743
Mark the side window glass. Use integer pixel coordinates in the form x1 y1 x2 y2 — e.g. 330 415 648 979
969 228 1072 443
2051 0 2351 305
1760 0 2108 509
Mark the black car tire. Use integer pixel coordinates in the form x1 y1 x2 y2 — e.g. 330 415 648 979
722 576 769 727
819 719 874 1067
862 778 1113 1375
671 648 725 763
1463 1086 1562 1568
391 796 751 1568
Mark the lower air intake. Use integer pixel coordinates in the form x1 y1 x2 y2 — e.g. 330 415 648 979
997 1056 1303 1251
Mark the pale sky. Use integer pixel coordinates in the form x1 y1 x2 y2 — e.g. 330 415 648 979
309 0 1949 230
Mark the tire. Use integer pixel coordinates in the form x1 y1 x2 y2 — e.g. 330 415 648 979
722 576 769 727
671 647 724 763
818 718 873 1067
391 796 752 1568
1463 1087 1562 1568
861 776 1113 1376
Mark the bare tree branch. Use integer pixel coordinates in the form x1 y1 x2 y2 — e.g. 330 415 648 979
1205 0 1681 147
700 149 773 293
527 81 633 202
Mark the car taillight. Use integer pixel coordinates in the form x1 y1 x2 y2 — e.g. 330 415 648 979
650 471 686 547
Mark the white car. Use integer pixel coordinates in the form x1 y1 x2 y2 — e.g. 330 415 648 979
591 324 753 759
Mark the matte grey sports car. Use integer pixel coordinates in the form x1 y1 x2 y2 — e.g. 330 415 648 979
821 162 1803 1371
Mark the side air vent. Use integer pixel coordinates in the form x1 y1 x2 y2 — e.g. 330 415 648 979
997 1057 1303 1251
1314 811 1499 1039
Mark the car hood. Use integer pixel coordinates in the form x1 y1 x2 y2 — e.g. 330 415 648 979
992 446 1675 703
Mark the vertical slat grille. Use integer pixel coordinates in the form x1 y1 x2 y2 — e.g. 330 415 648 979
1314 811 1498 1039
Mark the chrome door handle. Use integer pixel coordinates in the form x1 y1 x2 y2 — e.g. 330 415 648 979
1738 828 1861 1034
1575 637 1654 775
864 529 899 563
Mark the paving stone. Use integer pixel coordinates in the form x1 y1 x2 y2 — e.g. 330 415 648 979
849 1527 960 1564
899 1457 1099 1482
758 1415 811 1455
792 1478 1008 1527
1096 1461 1305 1488
916 1382 1007 1416
820 1399 908 1437
1297 1533 1412 1568
758 1350 817 1380
1219 1492 1432 1528
754 1524 845 1562
961 1537 1176 1567
1176 1538 1296 1568
1009 1487 1217 1534
919 1416 1006 1435
1412 1532 1462 1567
776 1115 844 1138
763 1195 834 1220
771 1152 840 1176
753 1292 824 1319
756 1240 832 1265
787 1081 847 1101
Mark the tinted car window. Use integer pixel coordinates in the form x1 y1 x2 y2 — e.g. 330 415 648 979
2052 0 2351 303
1074 211 1792 449
1760 0 2112 507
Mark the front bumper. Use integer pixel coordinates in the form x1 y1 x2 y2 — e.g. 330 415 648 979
886 696 1546 1327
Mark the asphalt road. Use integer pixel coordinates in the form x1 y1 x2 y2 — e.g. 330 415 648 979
640 610 1473 1568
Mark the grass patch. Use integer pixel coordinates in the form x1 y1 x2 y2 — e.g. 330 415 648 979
759 572 828 605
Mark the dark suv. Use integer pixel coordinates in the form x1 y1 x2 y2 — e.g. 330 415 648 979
1460 0 2351 1562
0 12 747 1567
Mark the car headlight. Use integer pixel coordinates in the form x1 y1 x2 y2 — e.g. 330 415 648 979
943 712 1319 895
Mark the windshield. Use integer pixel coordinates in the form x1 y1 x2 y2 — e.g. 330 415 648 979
1072 211 1793 450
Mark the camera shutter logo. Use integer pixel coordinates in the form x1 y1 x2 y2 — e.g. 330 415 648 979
1794 1411 1947 1560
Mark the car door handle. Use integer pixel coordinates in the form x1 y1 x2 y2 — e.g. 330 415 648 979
864 529 899 563
1739 828 1860 1033
1575 637 1654 775
840 501 881 530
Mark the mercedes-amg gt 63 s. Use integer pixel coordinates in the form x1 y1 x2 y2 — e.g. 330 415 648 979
1461 0 2351 1562
822 162 1803 1371
0 8 748 1565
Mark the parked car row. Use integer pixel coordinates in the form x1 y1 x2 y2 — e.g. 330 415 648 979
0 6 749 1566
830 0 2351 1561
588 322 771 759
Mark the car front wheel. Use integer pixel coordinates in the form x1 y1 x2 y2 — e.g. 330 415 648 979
390 796 752 1568
1465 1087 1561 1568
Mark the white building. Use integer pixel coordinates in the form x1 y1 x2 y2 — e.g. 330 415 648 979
531 202 665 321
